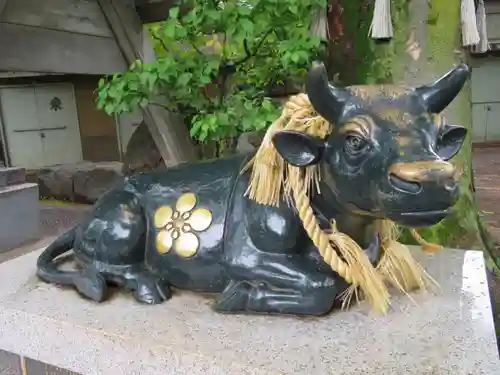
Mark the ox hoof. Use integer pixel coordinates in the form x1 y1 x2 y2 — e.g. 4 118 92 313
74 272 107 302
132 276 171 305
214 281 252 313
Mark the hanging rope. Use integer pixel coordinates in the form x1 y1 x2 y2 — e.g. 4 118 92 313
369 0 393 40
470 0 489 53
310 6 330 40
461 0 480 46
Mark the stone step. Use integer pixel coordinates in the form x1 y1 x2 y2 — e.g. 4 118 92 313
0 167 26 187
0 183 40 253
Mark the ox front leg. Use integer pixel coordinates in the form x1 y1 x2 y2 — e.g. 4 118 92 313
216 201 342 315
214 255 343 316
214 277 340 316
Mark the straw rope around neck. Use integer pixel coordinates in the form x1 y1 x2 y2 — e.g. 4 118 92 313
242 93 440 314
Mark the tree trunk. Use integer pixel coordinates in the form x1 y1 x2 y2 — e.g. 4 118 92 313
390 0 479 246
392 0 500 276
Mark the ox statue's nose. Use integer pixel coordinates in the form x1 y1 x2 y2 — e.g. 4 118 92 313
388 160 456 194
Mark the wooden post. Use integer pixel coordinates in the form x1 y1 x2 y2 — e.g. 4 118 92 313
97 0 196 167
0 0 7 17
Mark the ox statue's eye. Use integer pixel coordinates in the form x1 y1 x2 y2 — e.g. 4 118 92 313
344 134 367 155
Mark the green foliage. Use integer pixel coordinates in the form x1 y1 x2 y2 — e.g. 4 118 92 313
96 0 326 144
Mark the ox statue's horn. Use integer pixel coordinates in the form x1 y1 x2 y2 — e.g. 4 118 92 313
306 61 350 123
415 63 470 114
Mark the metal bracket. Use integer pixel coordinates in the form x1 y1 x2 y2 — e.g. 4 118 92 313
13 126 67 133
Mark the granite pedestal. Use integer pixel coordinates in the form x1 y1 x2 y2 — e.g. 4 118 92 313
0 247 498 375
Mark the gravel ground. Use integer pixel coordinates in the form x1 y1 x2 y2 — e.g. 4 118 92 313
39 203 90 237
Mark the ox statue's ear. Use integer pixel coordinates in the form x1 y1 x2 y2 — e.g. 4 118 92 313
436 125 468 161
272 130 325 167
416 64 470 114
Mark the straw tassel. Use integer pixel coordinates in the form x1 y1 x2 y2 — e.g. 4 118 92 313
310 7 330 40
369 0 393 40
461 0 480 46
471 0 489 53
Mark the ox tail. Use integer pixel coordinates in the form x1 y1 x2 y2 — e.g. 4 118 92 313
36 226 79 285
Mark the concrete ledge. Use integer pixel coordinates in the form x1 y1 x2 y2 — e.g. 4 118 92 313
0 183 39 253
0 248 498 375
0 167 26 187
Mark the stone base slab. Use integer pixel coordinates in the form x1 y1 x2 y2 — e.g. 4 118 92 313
0 247 498 375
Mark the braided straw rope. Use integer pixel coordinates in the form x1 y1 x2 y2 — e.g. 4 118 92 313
292 184 390 313
243 93 441 313
409 228 443 253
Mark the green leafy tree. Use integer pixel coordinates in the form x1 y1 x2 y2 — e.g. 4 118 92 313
97 0 326 149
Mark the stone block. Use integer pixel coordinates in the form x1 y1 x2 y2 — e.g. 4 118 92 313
0 348 81 375
0 183 40 253
72 164 123 203
23 356 81 375
0 248 498 375
0 349 22 375
36 167 75 202
34 162 123 203
0 167 26 187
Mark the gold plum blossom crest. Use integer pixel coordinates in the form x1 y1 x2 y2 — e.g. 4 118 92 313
154 193 212 258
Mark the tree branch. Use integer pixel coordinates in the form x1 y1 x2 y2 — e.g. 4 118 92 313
173 12 206 57
188 38 205 56
234 29 274 66
151 33 169 53
149 101 172 110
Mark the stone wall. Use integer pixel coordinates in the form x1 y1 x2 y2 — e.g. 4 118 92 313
27 162 124 204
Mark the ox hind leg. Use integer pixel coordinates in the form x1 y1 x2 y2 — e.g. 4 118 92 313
73 188 171 304
102 264 172 305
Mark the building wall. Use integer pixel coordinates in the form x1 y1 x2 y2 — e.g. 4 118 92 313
0 81 83 168
486 2 500 44
469 2 500 144
0 135 5 166
117 110 143 157
73 79 121 162
0 0 127 74
0 74 129 168
470 56 500 143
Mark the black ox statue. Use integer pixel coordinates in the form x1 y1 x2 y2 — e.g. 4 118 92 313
36 61 469 316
